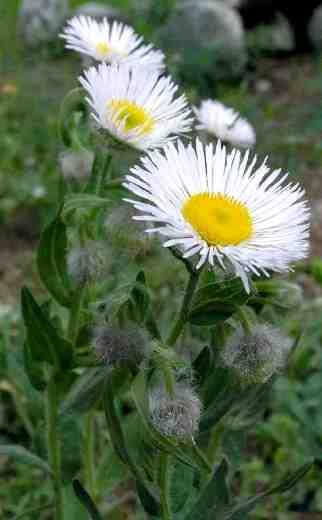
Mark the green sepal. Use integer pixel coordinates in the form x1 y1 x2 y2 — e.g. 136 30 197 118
21 287 73 369
37 214 71 307
224 461 314 519
188 278 249 326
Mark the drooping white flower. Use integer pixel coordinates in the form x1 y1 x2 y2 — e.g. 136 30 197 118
79 63 192 151
60 15 165 70
124 139 310 292
194 99 256 149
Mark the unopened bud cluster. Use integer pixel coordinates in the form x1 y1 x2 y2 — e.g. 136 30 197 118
149 382 202 440
92 324 149 368
221 324 293 384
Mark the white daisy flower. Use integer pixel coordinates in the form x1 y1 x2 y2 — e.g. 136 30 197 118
194 99 256 149
79 63 193 151
124 139 309 292
60 15 164 70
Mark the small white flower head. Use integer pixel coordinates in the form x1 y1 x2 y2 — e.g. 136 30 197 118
149 383 202 439
67 242 108 287
221 324 293 384
124 139 310 292
79 63 192 151
194 99 256 149
92 324 149 367
60 15 165 70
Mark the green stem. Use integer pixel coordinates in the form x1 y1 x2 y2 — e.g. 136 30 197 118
46 371 63 520
237 306 252 336
166 270 201 346
84 412 96 500
191 438 212 473
68 286 86 347
159 453 172 520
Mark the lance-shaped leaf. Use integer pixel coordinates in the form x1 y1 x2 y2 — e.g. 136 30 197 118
188 278 249 326
37 215 71 307
103 370 161 515
59 87 88 148
184 459 230 520
60 367 108 416
21 287 73 368
224 461 314 519
0 445 52 476
23 340 47 392
62 194 112 220
72 479 103 520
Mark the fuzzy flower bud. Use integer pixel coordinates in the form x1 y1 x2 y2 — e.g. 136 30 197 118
92 324 149 368
67 242 108 287
104 204 154 257
59 149 94 181
149 383 202 440
221 324 293 384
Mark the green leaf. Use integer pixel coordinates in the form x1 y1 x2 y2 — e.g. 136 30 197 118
72 479 103 520
184 459 230 520
193 346 213 386
224 461 314 519
59 87 88 148
23 340 46 391
125 270 151 324
170 462 195 516
103 371 161 515
60 367 108 416
37 215 71 307
189 278 248 326
0 445 52 475
62 194 112 220
21 287 73 369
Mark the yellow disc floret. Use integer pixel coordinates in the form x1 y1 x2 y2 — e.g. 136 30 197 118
182 193 253 246
96 42 110 59
108 99 155 135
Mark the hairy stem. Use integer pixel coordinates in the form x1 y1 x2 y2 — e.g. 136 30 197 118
67 285 86 347
159 453 172 520
84 412 96 500
166 270 201 346
46 371 63 520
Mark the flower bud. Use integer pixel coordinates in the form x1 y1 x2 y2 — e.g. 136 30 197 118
59 149 94 182
221 324 293 384
67 242 108 287
92 324 149 368
104 204 154 257
149 383 202 439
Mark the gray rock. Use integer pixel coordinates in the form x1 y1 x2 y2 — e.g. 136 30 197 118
157 0 247 81
18 0 68 47
308 5 322 50
73 2 129 24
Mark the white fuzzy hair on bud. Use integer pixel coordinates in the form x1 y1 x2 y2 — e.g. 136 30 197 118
67 242 108 287
149 383 202 439
92 324 148 367
59 149 94 181
221 324 293 384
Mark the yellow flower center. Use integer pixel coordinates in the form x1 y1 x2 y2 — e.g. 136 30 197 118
182 193 253 246
95 41 110 58
108 99 155 135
